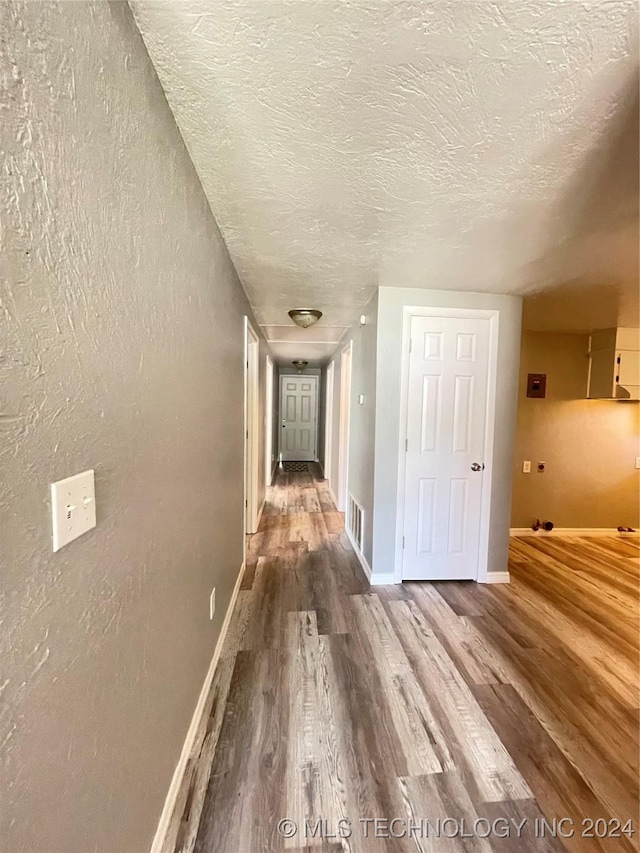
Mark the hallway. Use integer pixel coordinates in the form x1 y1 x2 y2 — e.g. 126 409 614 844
3 5 639 850
164 467 638 853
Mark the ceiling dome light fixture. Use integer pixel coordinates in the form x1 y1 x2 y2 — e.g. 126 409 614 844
288 309 322 328
292 360 309 373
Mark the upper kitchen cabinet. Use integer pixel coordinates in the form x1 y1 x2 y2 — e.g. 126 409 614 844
588 328 640 400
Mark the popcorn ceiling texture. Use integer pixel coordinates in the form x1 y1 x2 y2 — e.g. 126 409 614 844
0 3 267 851
131 0 638 329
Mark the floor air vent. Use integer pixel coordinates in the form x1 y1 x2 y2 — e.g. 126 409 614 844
283 461 309 472
347 495 364 552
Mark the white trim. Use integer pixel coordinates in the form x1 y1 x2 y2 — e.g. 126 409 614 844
370 572 397 586
394 306 500 585
510 527 637 537
265 355 274 490
324 361 335 493
150 561 245 853
328 486 339 508
480 571 511 584
244 318 260 536
337 341 353 512
270 460 279 487
345 524 372 582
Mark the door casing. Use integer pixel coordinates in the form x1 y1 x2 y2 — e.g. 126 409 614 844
244 318 260 536
324 361 335 487
337 342 353 513
394 306 499 584
265 355 274 487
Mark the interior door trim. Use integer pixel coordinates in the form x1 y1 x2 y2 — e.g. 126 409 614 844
394 306 500 584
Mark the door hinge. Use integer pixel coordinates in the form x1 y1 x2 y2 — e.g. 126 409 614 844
245 499 248 508
402 535 405 549
405 438 408 452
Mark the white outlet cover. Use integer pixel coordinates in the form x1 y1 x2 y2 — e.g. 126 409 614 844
522 460 531 473
51 469 96 552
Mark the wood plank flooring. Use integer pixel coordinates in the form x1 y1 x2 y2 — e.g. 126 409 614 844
164 465 639 853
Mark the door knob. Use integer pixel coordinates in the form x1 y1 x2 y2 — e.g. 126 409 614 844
470 462 484 472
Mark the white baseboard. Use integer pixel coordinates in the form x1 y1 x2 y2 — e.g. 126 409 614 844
510 527 636 537
345 526 372 582
370 571 397 586
480 571 511 584
150 561 245 853
328 486 339 510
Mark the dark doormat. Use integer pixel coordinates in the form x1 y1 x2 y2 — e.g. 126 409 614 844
283 461 309 472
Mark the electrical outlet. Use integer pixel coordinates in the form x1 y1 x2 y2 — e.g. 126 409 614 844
209 588 216 621
522 460 531 473
636 457 640 470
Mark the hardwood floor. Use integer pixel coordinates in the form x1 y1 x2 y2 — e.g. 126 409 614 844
163 465 639 853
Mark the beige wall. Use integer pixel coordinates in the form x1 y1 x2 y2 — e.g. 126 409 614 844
1 3 269 851
511 331 640 528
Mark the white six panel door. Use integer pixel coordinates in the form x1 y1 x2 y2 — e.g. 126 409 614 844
280 375 318 462
402 316 490 580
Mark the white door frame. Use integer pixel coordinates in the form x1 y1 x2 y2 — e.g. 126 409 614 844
278 374 320 461
265 355 274 487
244 318 260 536
394 306 499 584
337 342 353 512
324 361 335 485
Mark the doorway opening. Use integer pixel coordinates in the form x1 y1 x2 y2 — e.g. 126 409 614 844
244 318 260 535
337 342 352 512
279 374 319 462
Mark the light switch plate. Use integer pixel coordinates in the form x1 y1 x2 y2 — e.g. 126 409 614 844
522 460 531 473
51 469 96 552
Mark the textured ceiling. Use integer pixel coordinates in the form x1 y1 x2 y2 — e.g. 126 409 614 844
131 0 639 351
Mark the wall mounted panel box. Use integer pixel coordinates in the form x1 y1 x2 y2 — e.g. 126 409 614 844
588 328 640 400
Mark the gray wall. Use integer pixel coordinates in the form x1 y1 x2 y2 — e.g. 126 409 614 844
0 3 268 851
325 355 342 498
344 295 378 565
325 294 378 566
372 287 522 579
